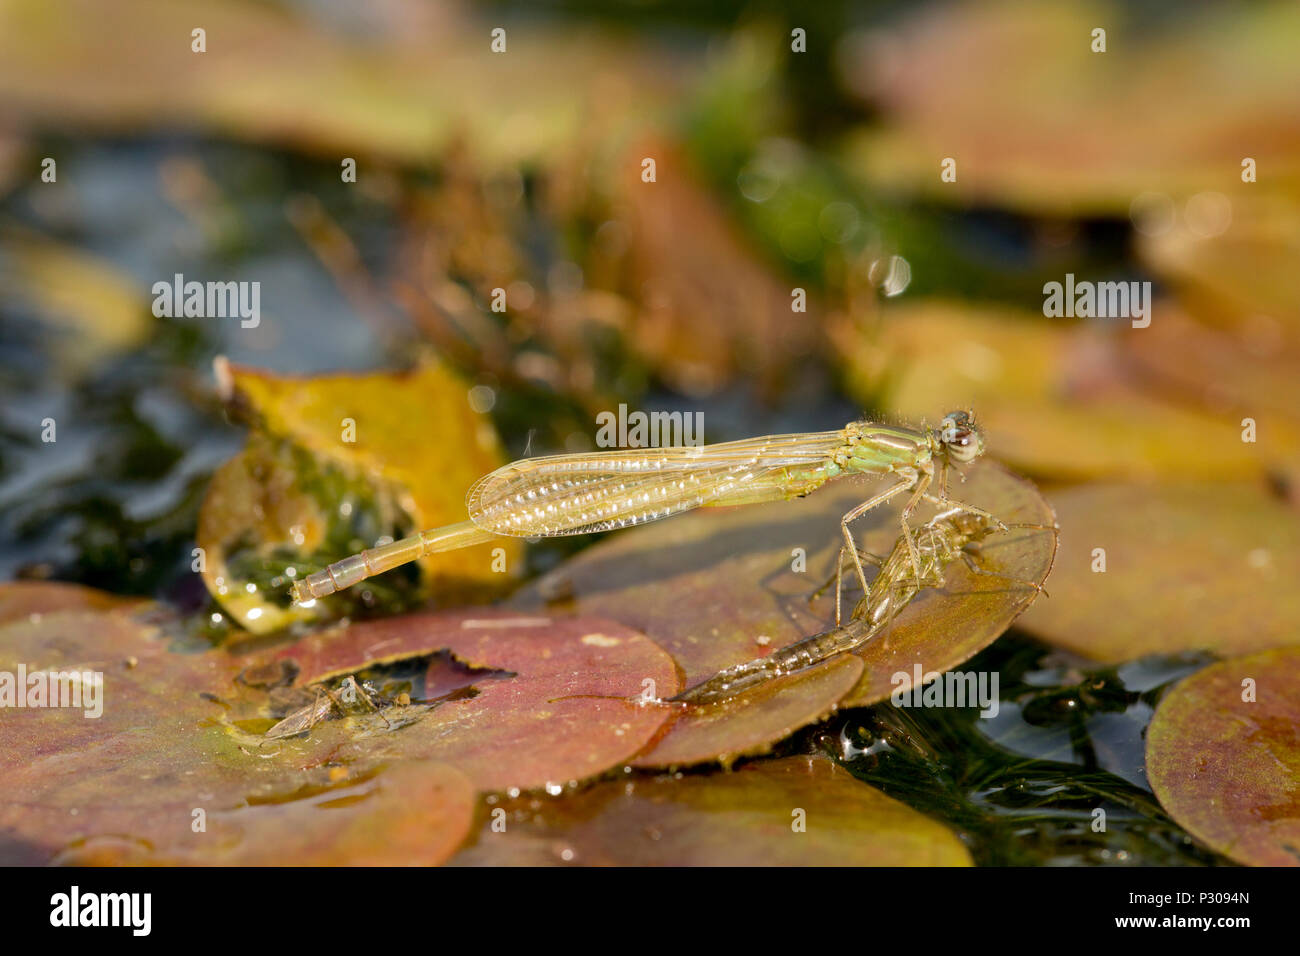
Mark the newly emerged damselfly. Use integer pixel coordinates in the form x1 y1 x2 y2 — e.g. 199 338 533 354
291 411 1000 605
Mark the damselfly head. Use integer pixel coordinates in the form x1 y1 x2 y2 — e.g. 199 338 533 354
938 410 983 464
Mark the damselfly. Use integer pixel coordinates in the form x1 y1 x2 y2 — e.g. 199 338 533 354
291 411 999 605
670 510 1055 706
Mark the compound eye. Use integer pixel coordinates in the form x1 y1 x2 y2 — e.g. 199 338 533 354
944 426 979 462
939 415 963 444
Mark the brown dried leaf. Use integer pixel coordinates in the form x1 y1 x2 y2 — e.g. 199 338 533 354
615 138 819 396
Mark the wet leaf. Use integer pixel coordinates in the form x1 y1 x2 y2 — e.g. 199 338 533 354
1019 482 1300 662
514 460 1053 762
1146 647 1300 866
198 358 518 632
449 754 972 866
832 300 1296 480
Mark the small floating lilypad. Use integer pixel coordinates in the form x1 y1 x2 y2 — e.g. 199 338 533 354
450 754 973 866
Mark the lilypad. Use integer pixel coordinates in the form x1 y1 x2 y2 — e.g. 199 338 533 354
0 228 152 375
1019 482 1300 662
52 761 477 867
250 609 681 791
198 358 518 632
1138 194 1300 351
1122 305 1300 428
514 459 1054 763
449 754 973 866
0 585 679 863
0 596 477 865
1146 647 1300 866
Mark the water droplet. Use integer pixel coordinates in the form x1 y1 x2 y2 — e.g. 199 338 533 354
870 255 911 296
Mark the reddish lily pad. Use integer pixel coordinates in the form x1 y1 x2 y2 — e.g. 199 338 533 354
450 754 972 866
1147 647 1300 866
52 761 476 867
1122 305 1300 428
247 609 681 792
0 227 152 375
199 358 519 633
0 591 680 863
1019 482 1300 663
514 459 1053 762
0 602 476 865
